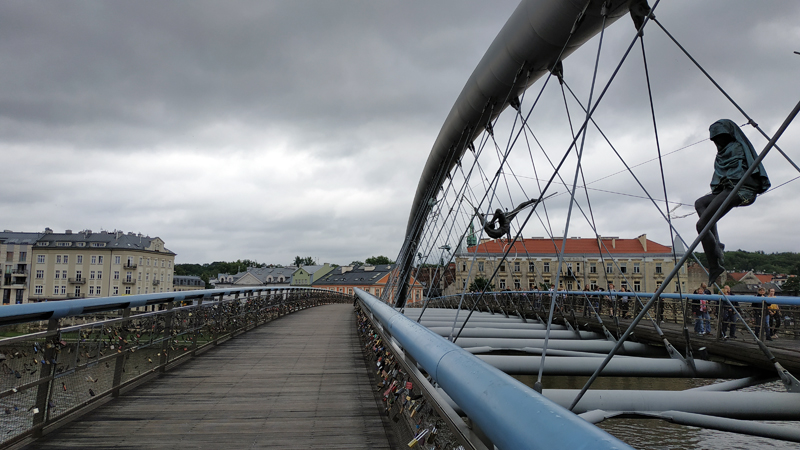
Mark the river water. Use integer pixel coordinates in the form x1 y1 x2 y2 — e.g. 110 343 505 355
515 375 800 450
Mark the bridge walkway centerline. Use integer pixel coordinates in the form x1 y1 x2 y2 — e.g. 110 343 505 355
22 303 392 449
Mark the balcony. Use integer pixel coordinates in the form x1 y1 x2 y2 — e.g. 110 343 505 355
152 280 160 286
68 278 86 284
122 279 136 285
12 269 28 276
123 263 138 269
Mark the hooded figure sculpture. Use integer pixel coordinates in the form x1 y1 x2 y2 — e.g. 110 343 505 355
695 119 770 284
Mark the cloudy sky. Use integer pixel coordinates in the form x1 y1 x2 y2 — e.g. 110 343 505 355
1 1 798 266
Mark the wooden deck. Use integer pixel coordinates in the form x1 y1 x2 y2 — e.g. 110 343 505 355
583 315 800 374
24 304 392 449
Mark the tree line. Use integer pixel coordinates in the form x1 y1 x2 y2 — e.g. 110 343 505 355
697 250 800 276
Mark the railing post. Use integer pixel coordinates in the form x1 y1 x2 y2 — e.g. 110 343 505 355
111 308 132 397
191 296 204 356
32 318 59 436
159 301 175 372
715 299 724 339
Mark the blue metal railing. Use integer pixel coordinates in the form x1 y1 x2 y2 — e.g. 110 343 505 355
356 288 632 450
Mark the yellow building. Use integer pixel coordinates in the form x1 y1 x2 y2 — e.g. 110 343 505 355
28 229 176 302
452 235 688 295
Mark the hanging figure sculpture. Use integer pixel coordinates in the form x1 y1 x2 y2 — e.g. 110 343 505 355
695 119 770 285
475 198 540 242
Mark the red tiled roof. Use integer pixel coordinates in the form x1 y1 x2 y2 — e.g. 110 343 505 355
728 271 773 284
468 237 672 255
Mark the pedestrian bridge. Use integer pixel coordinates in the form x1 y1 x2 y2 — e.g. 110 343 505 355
2 287 800 449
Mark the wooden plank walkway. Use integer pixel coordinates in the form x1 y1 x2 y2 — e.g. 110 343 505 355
24 304 392 449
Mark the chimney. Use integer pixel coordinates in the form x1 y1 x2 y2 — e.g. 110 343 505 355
637 234 647 252
65 229 72 235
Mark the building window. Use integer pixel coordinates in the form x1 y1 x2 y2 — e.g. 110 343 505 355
63 255 68 264
98 256 103 264
655 263 662 274
620 264 627 274
77 255 83 264
115 256 121 265
97 271 102 280
655 281 662 290
125 286 131 295
18 252 26 262
62 270 67 279
56 255 62 264
606 263 613 274
37 254 45 264
529 262 535 272
55 271 60 279
139 257 143 265
36 270 44 279
161 259 165 267
514 279 521 289
461 263 466 272
5 251 12 261
60 286 66 295
634 281 641 292
633 263 640 274
675 281 680 292
575 263 581 273
54 286 59 295
76 270 82 280
89 286 95 295
91 256 97 264
126 272 132 282
514 262 520 272
543 262 550 273
499 279 506 289
499 264 505 272
621 282 628 291
567 281 573 290
590 280 598 290
96 286 101 296
56 242 70 247
90 271 95 280
478 262 484 272
35 285 43 295
529 281 536 290
114 271 120 280
113 286 119 295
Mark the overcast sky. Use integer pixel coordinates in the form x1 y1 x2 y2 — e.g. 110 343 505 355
1 1 798 266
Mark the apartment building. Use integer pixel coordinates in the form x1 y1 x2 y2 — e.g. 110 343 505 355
28 229 176 302
1 232 42 305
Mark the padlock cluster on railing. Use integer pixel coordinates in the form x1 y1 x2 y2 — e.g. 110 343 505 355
356 309 465 450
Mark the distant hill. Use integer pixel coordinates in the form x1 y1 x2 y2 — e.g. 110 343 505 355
696 251 800 275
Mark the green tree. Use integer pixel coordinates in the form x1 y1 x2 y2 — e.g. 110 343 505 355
350 260 364 267
201 273 211 289
782 277 800 296
365 255 395 265
469 276 494 292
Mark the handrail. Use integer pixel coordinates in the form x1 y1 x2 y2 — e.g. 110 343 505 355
431 290 800 306
0 287 332 326
355 288 632 450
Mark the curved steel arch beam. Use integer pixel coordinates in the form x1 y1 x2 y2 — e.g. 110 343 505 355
397 0 635 305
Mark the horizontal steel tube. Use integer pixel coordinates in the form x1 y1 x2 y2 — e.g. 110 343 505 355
424 327 598 339
453 337 663 356
543 390 800 419
478 355 760 378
